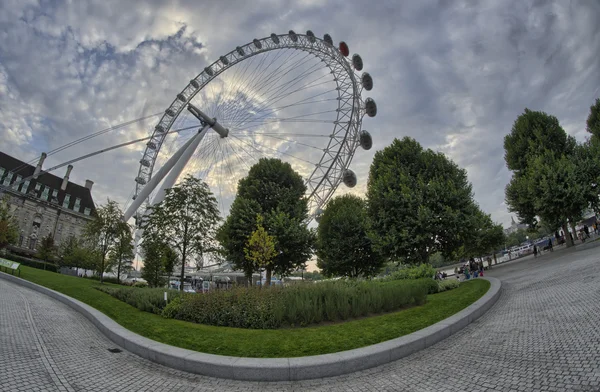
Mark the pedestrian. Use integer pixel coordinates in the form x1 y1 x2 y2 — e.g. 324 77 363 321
548 238 553 252
533 244 538 258
478 260 484 277
584 225 590 239
486 256 492 270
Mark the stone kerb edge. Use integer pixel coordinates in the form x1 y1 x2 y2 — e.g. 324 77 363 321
0 272 501 381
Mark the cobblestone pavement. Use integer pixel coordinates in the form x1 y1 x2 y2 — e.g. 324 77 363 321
2 246 600 392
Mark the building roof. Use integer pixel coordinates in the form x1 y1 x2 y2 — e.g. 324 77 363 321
0 151 96 216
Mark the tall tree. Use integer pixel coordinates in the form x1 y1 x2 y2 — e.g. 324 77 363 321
504 109 586 247
462 210 505 262
107 224 134 284
36 234 56 269
218 158 315 285
316 194 384 278
84 199 127 282
0 196 19 250
586 98 600 140
244 215 277 285
58 235 94 272
140 233 171 288
142 175 220 291
367 137 480 264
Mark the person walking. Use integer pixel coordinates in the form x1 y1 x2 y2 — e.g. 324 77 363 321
533 244 538 258
548 238 553 252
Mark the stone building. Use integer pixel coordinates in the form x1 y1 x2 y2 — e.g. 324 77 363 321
504 216 528 236
0 151 96 254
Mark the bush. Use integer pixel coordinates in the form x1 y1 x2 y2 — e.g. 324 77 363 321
100 279 430 329
133 281 148 288
385 264 436 281
437 279 460 292
419 278 440 294
2 253 58 273
95 286 181 314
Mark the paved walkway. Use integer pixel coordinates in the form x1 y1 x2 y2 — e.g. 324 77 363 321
1 246 600 391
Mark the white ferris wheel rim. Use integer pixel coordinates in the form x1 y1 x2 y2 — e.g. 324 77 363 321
133 31 371 221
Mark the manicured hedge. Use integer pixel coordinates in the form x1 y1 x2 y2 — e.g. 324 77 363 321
1 253 58 273
102 279 430 329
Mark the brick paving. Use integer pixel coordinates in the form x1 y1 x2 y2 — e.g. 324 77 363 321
1 245 600 391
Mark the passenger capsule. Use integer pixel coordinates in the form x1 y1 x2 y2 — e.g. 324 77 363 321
140 159 150 167
361 72 373 91
236 46 245 56
147 141 157 150
155 124 165 133
253 38 262 49
190 79 199 89
306 30 316 43
271 33 280 44
323 34 333 46
352 54 363 71
165 108 176 117
342 169 357 188
339 41 349 57
204 66 214 76
359 130 373 150
220 55 229 66
135 176 147 185
289 30 298 42
315 208 324 223
365 98 377 117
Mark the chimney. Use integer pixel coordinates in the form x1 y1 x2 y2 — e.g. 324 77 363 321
61 165 73 191
33 152 47 179
85 180 94 191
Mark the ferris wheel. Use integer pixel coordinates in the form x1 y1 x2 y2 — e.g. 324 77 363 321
122 30 377 225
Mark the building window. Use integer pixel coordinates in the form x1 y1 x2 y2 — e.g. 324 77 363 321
0 167 4 178
52 189 58 199
20 180 30 194
12 175 22 190
74 198 81 212
41 187 50 200
63 194 71 208
84 207 91 216
35 183 42 191
2 172 13 186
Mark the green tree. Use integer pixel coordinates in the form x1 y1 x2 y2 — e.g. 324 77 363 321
218 158 315 286
316 194 384 278
244 215 277 284
107 224 134 283
84 199 127 282
0 196 19 250
140 234 169 288
504 109 584 247
142 175 220 291
58 235 94 271
467 211 505 263
366 137 481 264
586 98 600 140
36 234 56 269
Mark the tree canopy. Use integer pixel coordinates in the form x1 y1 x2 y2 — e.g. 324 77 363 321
504 109 589 247
367 137 481 264
316 194 384 278
218 158 315 285
142 175 220 291
107 223 135 283
84 199 127 282
244 214 277 281
36 234 56 268
586 98 600 140
0 196 19 250
140 233 177 288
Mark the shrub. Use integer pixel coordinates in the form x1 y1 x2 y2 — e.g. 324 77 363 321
419 278 440 294
133 281 148 288
2 253 58 273
100 279 430 329
385 264 436 281
95 286 181 314
437 279 460 292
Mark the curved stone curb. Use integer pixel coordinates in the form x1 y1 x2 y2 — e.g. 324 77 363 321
0 272 500 381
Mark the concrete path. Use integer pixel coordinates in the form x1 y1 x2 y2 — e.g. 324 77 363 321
1 245 600 391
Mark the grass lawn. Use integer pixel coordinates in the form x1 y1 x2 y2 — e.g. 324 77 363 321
11 266 490 358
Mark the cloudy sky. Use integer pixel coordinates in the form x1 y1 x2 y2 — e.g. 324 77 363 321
1 0 599 232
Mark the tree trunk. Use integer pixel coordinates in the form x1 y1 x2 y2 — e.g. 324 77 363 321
265 267 272 286
563 223 573 248
493 253 497 265
180 225 188 292
570 222 578 244
117 259 121 285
